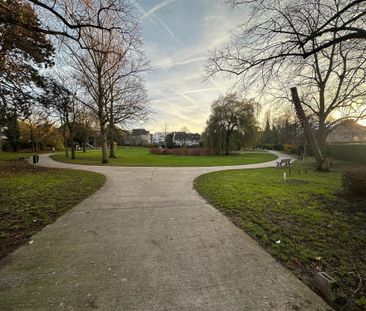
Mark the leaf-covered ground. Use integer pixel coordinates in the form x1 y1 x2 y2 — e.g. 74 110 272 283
195 159 366 310
0 159 106 259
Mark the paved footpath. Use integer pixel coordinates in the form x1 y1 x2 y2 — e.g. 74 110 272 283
0 152 331 310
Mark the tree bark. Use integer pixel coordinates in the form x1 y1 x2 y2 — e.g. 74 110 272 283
70 142 75 159
70 136 76 160
225 132 230 155
100 125 108 164
64 137 69 158
291 87 329 171
109 141 116 158
109 126 116 158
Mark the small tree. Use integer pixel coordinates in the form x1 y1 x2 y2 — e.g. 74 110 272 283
42 79 79 159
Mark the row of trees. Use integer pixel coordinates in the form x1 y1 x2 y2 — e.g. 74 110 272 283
0 0 150 163
208 0 366 171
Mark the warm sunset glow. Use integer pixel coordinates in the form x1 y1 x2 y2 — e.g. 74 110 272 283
358 119 366 126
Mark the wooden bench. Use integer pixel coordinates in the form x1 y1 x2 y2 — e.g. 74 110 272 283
276 158 291 167
18 155 25 161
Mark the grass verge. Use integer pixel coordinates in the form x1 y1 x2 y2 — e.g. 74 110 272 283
0 160 106 259
194 159 366 310
51 147 277 167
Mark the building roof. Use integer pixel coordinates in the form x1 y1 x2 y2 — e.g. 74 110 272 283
132 129 149 136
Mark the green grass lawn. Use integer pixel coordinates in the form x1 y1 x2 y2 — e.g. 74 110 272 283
0 160 106 259
51 147 277 167
195 159 366 310
0 151 35 161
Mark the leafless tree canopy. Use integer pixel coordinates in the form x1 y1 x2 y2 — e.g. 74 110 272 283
208 0 366 171
227 0 366 58
210 0 366 80
61 1 150 162
0 0 137 51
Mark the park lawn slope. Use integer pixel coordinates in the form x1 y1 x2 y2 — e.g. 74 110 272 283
51 147 276 167
194 160 366 310
0 160 106 259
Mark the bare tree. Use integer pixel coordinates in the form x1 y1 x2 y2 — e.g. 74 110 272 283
162 122 170 150
228 0 366 58
74 106 99 153
23 106 52 153
65 0 148 163
107 77 150 158
208 0 366 170
0 0 133 51
41 78 80 159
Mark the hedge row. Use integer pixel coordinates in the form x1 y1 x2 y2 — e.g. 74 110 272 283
327 144 366 165
150 147 214 156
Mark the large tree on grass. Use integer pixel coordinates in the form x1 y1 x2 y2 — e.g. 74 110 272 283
208 0 366 170
0 0 54 151
203 93 257 155
66 1 149 163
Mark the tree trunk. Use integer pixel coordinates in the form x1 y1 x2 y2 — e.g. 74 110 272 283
316 124 327 156
0 131 2 153
64 137 69 158
71 142 76 160
70 134 76 160
225 131 230 155
35 140 39 153
291 87 329 171
101 126 108 164
83 140 87 153
109 141 116 158
109 126 116 158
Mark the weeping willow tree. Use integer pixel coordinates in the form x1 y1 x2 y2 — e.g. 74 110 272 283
202 93 258 155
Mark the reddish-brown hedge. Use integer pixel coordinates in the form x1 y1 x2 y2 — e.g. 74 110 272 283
150 148 213 156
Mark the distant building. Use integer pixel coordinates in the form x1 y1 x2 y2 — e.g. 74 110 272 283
172 132 201 146
327 120 366 144
151 132 170 145
126 128 150 145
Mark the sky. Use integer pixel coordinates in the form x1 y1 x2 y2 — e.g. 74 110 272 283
133 0 248 133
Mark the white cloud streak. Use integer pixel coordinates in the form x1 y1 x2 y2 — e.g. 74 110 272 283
140 0 178 19
133 0 185 47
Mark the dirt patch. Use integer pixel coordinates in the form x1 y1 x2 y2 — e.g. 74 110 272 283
0 161 51 176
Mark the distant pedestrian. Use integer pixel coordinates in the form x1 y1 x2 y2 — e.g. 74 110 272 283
51 147 55 153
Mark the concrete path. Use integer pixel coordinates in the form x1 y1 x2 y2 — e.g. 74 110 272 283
0 152 331 310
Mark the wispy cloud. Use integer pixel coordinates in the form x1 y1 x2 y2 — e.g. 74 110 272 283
177 91 199 108
181 87 225 95
133 0 184 47
140 0 178 19
136 0 248 132
172 56 207 67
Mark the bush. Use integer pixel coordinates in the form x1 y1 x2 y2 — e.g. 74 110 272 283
342 167 366 197
149 148 213 156
283 144 296 154
327 144 366 165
